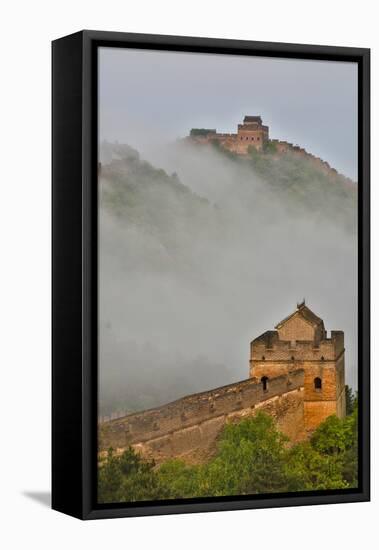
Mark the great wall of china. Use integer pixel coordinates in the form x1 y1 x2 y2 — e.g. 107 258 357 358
187 115 355 186
99 370 305 464
99 303 346 465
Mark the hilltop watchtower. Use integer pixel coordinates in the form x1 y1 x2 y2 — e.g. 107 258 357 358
188 115 269 154
237 115 269 151
250 302 346 433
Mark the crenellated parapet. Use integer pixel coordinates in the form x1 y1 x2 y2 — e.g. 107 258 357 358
251 330 344 362
250 303 346 433
187 117 356 184
98 304 346 464
188 115 269 153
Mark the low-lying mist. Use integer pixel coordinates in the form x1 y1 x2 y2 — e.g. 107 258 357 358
98 141 357 416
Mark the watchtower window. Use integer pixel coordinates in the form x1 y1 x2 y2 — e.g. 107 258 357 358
262 355 265 361
261 376 269 391
314 377 322 390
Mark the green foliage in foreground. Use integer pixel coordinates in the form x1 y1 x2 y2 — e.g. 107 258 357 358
345 384 357 416
98 395 358 503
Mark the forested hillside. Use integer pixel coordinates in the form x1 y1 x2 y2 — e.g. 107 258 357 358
98 141 358 416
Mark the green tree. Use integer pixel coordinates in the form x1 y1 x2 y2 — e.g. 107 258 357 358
98 446 160 503
199 412 290 496
286 409 358 492
157 460 200 499
341 402 358 487
345 385 357 416
98 448 124 503
311 415 352 455
286 441 349 491
263 140 278 154
98 408 359 503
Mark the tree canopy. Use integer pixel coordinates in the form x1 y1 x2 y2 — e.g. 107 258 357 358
98 394 358 504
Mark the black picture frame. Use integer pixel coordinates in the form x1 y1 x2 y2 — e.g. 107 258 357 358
52 30 370 520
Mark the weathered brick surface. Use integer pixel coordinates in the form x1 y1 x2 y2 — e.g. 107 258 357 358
304 401 337 431
99 371 305 463
189 116 269 154
277 314 319 343
187 118 356 185
250 305 346 434
250 331 344 364
99 305 346 464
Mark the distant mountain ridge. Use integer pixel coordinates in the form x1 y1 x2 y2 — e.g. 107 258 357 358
100 140 357 236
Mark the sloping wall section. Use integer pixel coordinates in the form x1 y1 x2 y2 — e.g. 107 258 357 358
99 370 305 464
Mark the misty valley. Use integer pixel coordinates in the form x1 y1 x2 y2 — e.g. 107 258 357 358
98 139 357 419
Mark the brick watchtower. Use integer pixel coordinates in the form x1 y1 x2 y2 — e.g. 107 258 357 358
188 115 269 154
249 302 346 433
237 115 269 151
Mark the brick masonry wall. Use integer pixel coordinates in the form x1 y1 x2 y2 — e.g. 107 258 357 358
304 401 338 432
188 130 356 184
251 361 341 399
250 329 346 434
99 370 305 464
187 118 269 154
277 315 317 343
250 331 344 363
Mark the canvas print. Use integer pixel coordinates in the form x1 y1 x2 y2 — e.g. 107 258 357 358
97 48 358 504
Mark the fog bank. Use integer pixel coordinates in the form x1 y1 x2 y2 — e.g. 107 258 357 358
99 142 357 415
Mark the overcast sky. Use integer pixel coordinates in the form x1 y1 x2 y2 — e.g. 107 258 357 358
99 47 358 181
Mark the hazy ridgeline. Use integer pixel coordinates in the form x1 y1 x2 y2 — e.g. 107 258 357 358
98 141 357 416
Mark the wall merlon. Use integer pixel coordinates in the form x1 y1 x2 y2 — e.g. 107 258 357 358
251 326 342 361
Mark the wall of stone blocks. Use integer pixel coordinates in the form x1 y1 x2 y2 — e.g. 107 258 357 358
277 315 318 343
250 334 342 363
250 332 346 434
129 387 305 464
99 370 305 463
304 400 338 432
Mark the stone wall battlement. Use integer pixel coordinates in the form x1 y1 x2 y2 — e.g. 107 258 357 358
188 115 269 153
187 117 356 184
251 331 344 362
98 305 345 463
99 369 305 455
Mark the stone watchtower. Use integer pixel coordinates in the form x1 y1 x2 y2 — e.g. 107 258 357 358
249 302 346 433
237 116 269 151
188 115 269 155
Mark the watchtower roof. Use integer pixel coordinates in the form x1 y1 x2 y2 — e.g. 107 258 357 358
275 302 323 330
243 115 262 124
